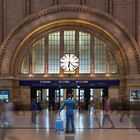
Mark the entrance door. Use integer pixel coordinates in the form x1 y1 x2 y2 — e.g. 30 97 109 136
76 89 84 100
73 88 87 110
54 89 60 110
30 87 108 111
76 88 85 110
48 88 64 110
76 88 106 111
31 87 42 103
91 87 108 110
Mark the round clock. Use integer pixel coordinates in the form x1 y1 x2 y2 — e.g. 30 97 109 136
60 54 79 72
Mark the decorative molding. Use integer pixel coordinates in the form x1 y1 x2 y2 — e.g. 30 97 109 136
0 6 140 72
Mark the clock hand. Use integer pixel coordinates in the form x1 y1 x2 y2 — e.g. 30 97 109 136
68 62 70 71
68 62 70 67
70 63 76 69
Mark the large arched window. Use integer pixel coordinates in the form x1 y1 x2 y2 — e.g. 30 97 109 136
20 30 117 75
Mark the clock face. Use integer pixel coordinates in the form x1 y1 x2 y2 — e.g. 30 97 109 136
60 54 79 72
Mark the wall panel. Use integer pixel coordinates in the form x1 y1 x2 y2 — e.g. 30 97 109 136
115 0 135 35
5 0 24 36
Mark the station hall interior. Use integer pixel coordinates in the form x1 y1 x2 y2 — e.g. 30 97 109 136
0 0 140 139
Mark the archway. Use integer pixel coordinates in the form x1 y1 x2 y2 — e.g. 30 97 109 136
0 5 140 99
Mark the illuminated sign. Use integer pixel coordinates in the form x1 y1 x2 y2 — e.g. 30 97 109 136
19 80 119 87
0 89 9 103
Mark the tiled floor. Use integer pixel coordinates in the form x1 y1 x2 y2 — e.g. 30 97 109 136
1 109 140 140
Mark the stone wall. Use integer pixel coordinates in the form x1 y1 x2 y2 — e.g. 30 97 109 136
0 0 3 44
0 0 138 41
0 0 140 107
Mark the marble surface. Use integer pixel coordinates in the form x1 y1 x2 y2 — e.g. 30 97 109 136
0 109 140 140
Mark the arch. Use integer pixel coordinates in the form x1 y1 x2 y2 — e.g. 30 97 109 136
0 5 140 76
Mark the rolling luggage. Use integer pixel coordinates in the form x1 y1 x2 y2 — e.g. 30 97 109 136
55 118 64 132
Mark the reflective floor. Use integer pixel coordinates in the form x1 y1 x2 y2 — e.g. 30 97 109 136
1 109 140 140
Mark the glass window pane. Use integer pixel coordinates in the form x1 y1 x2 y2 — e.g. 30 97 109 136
21 54 29 74
48 32 60 74
109 51 117 73
79 32 91 73
64 30 75 54
94 38 106 73
32 38 45 74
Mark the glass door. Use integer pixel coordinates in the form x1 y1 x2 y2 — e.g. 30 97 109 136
76 88 85 110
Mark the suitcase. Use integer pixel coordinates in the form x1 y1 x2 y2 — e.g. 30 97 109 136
55 119 64 132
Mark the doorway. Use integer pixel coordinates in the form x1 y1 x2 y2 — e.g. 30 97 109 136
30 87 108 111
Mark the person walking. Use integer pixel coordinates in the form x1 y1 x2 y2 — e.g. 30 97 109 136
59 94 76 133
119 98 129 123
102 96 114 128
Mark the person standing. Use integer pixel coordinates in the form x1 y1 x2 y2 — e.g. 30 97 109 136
31 99 38 124
102 96 114 128
13 98 20 115
59 94 76 133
